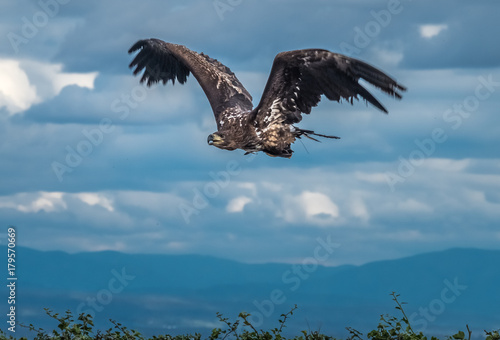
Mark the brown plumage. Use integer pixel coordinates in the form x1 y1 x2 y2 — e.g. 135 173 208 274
128 39 406 158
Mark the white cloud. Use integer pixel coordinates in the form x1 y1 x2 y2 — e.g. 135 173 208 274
4 191 68 213
300 191 340 219
282 191 340 226
419 24 448 38
52 69 98 94
0 58 98 115
1 157 499 262
0 60 38 114
76 193 114 212
226 196 252 213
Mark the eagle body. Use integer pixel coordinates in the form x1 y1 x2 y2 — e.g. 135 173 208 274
129 39 406 158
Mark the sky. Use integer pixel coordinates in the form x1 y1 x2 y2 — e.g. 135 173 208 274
1 0 499 266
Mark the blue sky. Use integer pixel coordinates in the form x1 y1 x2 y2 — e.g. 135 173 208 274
1 0 499 266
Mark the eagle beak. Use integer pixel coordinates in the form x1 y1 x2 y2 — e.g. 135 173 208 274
207 133 222 146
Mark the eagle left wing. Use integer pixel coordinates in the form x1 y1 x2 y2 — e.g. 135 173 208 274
128 39 253 128
253 49 406 128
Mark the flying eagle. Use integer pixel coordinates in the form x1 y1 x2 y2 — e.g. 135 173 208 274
128 39 405 158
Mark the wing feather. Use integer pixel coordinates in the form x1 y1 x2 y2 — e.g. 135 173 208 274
254 49 406 127
128 39 253 126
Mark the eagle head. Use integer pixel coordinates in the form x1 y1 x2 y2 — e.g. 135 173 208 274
207 132 233 150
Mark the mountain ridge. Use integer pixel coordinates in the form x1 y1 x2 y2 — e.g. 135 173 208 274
1 246 498 338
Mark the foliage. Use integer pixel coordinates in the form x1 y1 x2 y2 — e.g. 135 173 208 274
0 295 497 340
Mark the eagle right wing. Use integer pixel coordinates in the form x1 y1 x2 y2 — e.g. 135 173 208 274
253 49 406 128
128 39 253 128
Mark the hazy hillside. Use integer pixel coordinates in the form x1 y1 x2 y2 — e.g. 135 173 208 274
1 247 498 339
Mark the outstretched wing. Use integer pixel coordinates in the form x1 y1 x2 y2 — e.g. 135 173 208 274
254 49 406 127
128 39 253 127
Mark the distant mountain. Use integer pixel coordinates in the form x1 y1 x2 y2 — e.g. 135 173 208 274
1 247 499 339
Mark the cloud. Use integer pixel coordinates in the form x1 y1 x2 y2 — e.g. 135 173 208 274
280 191 340 227
1 155 500 264
76 192 114 212
0 60 38 114
300 191 340 219
19 192 67 213
0 191 66 213
1 0 500 266
398 2 500 69
226 196 252 213
419 24 448 38
0 58 97 115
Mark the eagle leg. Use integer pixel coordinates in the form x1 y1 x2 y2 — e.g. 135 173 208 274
295 128 341 142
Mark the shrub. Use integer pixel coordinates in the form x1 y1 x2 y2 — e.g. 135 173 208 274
1 293 498 340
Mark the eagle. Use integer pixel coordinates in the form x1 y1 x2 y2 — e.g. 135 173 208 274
128 39 405 158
